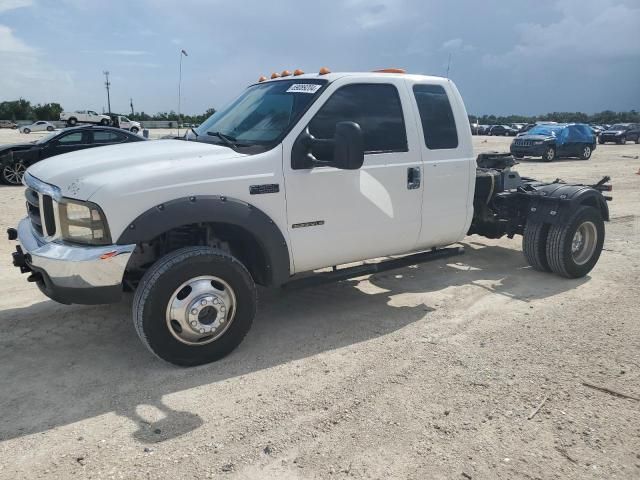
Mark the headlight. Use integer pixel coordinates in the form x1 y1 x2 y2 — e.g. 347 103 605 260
58 199 111 245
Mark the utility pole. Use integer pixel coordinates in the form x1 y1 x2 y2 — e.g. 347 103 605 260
177 49 188 136
130 98 134 116
103 71 111 115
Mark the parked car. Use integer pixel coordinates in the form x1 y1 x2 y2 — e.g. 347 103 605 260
510 123 596 161
598 123 640 144
8 70 611 365
488 125 516 136
60 110 111 126
510 123 525 133
0 120 18 129
0 126 145 185
20 121 55 134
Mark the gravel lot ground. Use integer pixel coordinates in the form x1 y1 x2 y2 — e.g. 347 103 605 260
0 132 638 480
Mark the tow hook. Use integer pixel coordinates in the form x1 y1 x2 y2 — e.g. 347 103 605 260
12 245 31 273
7 227 17 241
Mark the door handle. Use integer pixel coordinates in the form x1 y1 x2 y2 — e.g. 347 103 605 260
407 167 421 190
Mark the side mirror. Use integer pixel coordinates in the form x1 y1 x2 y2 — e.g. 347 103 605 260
291 121 364 170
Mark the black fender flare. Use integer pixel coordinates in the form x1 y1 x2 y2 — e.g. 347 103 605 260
526 183 609 225
116 195 291 286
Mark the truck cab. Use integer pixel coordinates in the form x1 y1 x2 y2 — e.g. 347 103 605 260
8 69 610 366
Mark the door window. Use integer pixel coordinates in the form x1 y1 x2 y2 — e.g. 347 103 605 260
93 130 125 144
307 83 407 161
413 84 458 150
56 132 84 145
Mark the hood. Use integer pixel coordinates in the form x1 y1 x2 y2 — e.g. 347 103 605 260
0 142 37 154
27 139 246 200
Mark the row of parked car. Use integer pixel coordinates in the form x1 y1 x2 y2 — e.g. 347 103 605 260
473 122 640 142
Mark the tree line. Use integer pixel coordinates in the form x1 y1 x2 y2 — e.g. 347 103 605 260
0 99 216 124
469 110 640 126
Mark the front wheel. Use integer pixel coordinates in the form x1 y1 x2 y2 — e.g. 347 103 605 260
1 161 27 185
100 118 109 126
580 144 592 160
618 136 626 145
46 126 54 132
67 117 77 126
542 146 555 162
23 128 30 134
546 206 604 278
130 127 139 134
132 246 257 366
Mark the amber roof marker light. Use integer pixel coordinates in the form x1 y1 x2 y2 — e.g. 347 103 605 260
281 70 292 77
319 67 331 75
258 76 267 82
293 69 304 76
270 72 280 79
373 68 406 74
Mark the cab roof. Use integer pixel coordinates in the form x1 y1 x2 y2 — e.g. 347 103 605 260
253 71 452 86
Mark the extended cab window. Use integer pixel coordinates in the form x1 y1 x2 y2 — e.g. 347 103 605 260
413 84 458 150
308 83 407 160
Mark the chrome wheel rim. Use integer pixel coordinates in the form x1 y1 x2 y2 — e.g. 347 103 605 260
583 146 590 158
165 275 236 346
571 221 597 265
3 163 26 185
546 148 554 160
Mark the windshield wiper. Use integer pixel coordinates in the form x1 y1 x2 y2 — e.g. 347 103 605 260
206 131 238 148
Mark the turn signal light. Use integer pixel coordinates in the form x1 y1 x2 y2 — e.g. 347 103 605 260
319 67 331 75
258 76 267 82
373 68 406 74
294 69 304 76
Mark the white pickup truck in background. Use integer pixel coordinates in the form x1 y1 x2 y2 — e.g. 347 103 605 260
60 110 111 126
9 69 611 366
111 115 142 134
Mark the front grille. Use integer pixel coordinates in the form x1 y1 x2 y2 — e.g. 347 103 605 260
25 188 56 237
514 139 533 147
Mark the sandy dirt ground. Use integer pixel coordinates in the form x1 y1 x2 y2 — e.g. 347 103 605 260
0 133 638 479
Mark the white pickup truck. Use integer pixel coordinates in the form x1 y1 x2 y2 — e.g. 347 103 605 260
9 69 611 366
60 110 111 126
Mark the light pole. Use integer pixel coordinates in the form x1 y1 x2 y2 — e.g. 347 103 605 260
103 71 111 115
177 49 188 136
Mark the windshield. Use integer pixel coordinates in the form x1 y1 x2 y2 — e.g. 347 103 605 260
194 79 327 147
527 125 565 136
609 124 627 130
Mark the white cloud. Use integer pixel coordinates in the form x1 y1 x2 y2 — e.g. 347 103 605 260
346 0 405 29
104 50 150 56
0 0 32 14
442 38 475 52
0 24 74 103
483 0 640 68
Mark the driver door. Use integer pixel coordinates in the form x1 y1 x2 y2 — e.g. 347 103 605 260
282 79 423 273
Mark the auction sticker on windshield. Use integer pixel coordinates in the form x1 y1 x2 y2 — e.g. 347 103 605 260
286 84 323 94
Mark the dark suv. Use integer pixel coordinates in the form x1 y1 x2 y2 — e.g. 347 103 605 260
598 123 640 144
510 123 596 162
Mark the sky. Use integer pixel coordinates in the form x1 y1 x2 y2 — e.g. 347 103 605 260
0 0 639 116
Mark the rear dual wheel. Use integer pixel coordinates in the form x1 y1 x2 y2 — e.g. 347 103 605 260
523 206 604 278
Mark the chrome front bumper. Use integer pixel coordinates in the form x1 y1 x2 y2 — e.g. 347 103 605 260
12 217 135 304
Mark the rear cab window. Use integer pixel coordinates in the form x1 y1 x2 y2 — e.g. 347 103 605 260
412 84 458 150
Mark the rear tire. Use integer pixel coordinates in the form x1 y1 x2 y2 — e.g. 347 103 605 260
23 128 30 134
100 118 109 126
618 136 626 145
46 126 54 132
132 246 257 366
68 117 77 126
580 144 592 160
598 138 604 144
542 146 555 162
635 136 639 144
545 206 604 278
523 222 551 272
130 127 139 134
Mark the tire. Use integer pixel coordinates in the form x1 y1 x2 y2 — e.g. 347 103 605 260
132 246 257 366
635 136 640 144
542 146 555 162
46 126 54 132
598 138 604 144
514 154 524 159
545 206 604 278
1 161 27 185
130 127 139 134
100 118 109 126
23 128 30 134
580 144 592 160
618 136 626 145
523 222 551 272
68 117 77 126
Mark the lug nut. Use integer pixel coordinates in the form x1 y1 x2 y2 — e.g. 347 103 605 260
200 299 207 306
